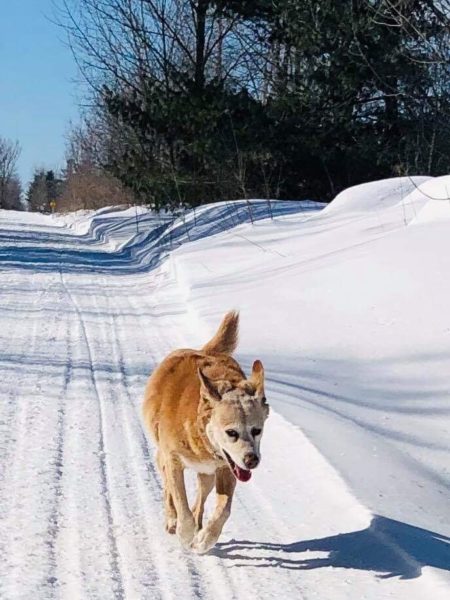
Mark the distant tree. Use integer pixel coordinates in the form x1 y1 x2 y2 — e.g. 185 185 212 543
58 163 134 211
45 170 64 208
0 137 21 209
60 121 136 211
27 170 48 212
26 169 63 212
65 118 110 169
3 175 23 210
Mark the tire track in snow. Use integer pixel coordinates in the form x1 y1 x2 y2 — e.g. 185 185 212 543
92 284 164 599
0 273 69 598
46 291 72 596
52 312 110 598
60 274 205 599
0 274 42 471
59 273 125 599
103 279 208 600
124 279 226 600
0 319 36 480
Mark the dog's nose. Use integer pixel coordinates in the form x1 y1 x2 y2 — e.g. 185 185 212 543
243 452 259 469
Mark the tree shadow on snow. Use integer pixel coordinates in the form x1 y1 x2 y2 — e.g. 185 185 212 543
0 201 318 275
213 516 450 580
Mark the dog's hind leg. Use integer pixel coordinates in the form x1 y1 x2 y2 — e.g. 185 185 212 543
165 457 196 548
191 466 236 554
156 451 178 534
163 488 177 534
191 473 215 533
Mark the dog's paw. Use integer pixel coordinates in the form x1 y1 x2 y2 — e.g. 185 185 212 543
190 528 219 554
176 516 196 548
165 517 177 535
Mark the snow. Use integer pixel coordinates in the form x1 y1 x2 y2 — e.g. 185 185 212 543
0 181 449 599
408 176 450 225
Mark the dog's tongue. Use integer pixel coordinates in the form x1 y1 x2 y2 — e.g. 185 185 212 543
233 464 252 482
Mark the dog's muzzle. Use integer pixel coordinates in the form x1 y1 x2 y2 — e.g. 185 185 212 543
243 452 259 469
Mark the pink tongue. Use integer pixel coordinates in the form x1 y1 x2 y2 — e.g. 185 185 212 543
233 465 252 482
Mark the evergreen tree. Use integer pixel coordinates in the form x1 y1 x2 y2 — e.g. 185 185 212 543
3 175 23 210
27 169 60 213
61 0 450 203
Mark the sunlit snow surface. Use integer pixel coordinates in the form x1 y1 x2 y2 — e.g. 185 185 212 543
0 179 449 599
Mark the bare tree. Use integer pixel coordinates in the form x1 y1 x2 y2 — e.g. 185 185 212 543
0 137 21 209
56 0 255 95
3 176 23 211
59 163 134 211
55 0 450 203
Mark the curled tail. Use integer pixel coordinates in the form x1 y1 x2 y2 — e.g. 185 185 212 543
202 311 239 355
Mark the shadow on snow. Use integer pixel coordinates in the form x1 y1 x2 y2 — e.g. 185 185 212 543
214 516 450 580
0 201 320 275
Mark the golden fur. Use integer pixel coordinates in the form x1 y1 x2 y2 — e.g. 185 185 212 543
142 311 269 553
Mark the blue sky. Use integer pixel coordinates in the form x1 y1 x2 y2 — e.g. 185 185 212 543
0 1 78 187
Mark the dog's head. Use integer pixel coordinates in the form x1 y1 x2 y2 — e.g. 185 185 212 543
198 360 269 482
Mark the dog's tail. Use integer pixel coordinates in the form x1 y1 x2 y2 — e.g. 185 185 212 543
202 311 239 355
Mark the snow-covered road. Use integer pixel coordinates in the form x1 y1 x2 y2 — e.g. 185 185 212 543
0 195 448 599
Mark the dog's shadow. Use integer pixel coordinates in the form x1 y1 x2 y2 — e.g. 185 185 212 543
212 515 450 580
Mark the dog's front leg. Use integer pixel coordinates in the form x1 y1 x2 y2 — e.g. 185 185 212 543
165 456 195 548
191 466 236 554
192 473 215 532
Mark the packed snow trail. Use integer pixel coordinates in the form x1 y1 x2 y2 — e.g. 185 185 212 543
0 198 448 600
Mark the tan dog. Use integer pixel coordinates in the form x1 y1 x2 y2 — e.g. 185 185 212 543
142 311 269 554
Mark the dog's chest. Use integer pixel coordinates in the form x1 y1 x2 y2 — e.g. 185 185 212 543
181 456 217 475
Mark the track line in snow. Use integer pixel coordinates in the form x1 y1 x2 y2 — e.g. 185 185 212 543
59 272 126 599
46 308 72 595
101 277 215 600
0 273 70 597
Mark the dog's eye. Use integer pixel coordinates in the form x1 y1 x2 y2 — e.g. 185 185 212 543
251 428 262 437
225 429 239 440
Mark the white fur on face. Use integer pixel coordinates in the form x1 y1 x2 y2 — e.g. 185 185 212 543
205 389 268 470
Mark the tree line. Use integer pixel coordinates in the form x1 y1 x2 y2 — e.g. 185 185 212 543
55 0 450 210
3 1 450 214
0 134 133 213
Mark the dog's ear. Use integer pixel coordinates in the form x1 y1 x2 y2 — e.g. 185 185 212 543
250 360 265 396
250 360 269 416
198 368 221 402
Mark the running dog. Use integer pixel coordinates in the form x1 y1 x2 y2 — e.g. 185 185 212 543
142 311 269 554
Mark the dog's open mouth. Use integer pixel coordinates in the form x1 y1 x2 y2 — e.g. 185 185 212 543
223 451 252 482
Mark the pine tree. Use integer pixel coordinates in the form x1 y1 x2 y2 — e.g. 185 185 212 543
61 0 450 203
27 170 49 212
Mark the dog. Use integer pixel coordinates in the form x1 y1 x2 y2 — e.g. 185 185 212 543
142 311 269 554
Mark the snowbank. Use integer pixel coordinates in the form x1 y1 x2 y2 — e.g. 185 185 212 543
170 177 450 546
